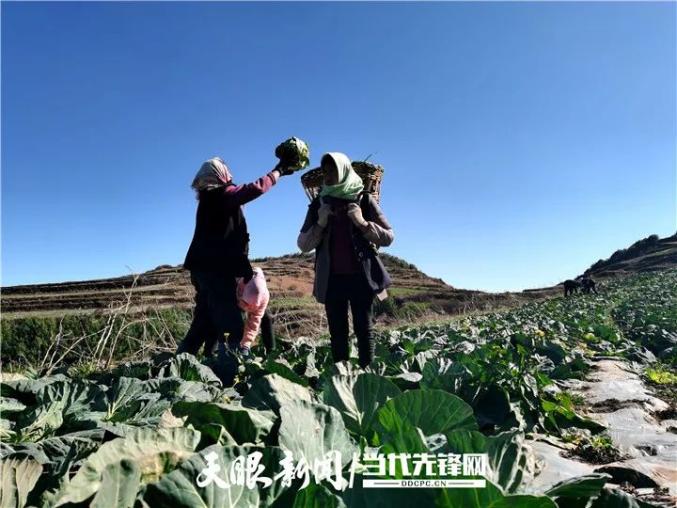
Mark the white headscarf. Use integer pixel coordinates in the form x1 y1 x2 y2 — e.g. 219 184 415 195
191 157 233 192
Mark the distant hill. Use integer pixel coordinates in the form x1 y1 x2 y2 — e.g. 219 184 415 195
0 253 552 325
2 233 676 326
0 254 430 315
584 233 677 278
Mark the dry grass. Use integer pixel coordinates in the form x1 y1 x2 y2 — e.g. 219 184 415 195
35 276 183 375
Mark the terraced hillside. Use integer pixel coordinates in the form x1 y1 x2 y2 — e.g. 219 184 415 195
0 253 552 320
3 234 674 370
6 232 673 320
1 253 555 370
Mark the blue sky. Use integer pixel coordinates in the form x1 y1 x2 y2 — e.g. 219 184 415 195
2 2 675 292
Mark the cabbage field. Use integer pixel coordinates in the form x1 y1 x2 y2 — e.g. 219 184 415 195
1 270 675 508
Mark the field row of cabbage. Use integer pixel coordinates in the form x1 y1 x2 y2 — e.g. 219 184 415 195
1 270 675 507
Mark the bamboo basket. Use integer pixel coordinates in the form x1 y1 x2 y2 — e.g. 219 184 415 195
300 161 385 203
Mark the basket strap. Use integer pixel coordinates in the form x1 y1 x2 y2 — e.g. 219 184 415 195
360 191 370 208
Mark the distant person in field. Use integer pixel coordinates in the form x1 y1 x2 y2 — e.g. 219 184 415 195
581 276 598 294
297 152 394 369
563 279 580 297
178 157 296 380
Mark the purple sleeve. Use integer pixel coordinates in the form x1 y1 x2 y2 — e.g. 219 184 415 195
223 171 279 207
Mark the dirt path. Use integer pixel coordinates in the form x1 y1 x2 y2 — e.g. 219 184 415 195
525 359 676 506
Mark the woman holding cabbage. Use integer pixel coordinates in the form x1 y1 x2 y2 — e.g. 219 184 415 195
178 138 308 384
297 153 394 368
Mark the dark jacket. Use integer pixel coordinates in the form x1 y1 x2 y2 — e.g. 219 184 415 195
297 192 394 304
184 171 279 276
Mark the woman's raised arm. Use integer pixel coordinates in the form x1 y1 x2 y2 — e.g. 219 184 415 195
222 169 281 207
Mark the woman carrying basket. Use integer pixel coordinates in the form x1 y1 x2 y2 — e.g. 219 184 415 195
297 152 394 368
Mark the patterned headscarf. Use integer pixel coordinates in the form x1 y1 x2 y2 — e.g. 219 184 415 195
191 157 233 192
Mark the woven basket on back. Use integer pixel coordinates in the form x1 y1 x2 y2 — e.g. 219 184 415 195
300 161 385 203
